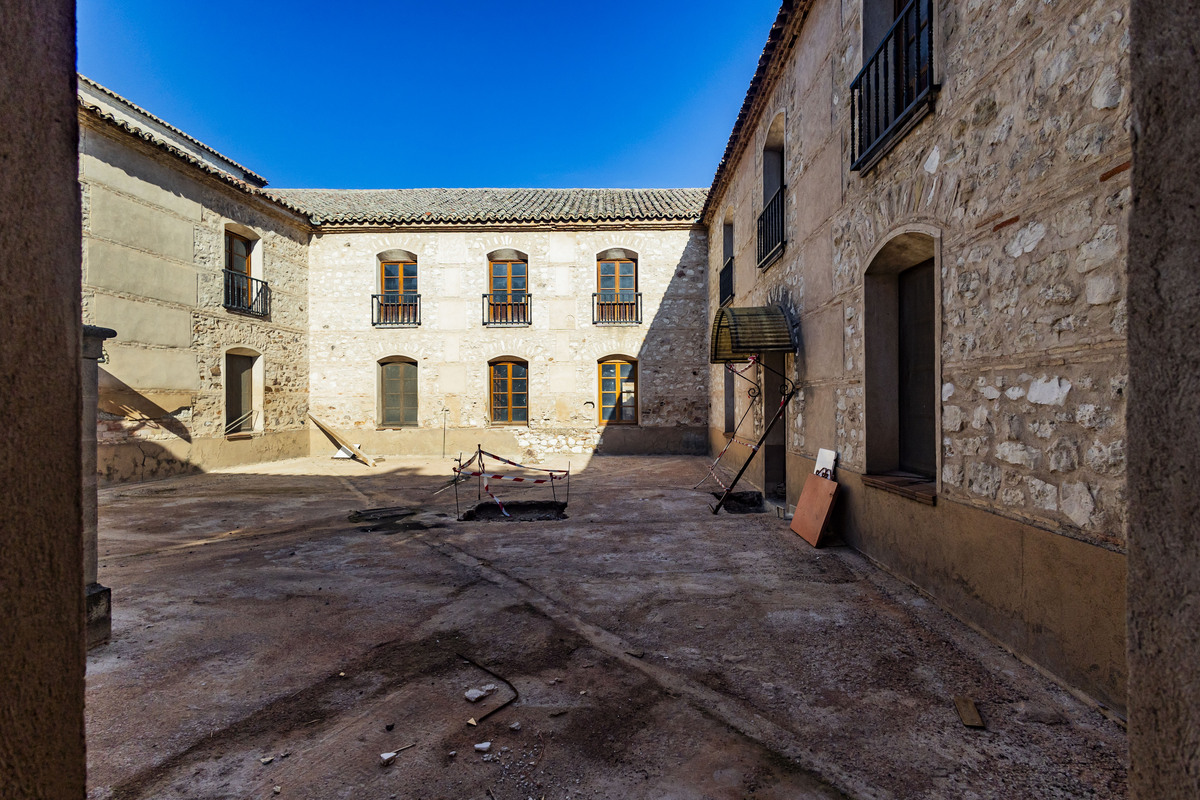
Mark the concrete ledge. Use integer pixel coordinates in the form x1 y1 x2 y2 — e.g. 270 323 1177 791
86 583 111 649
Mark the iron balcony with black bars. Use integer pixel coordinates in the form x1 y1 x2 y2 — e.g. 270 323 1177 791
222 270 270 317
482 293 532 326
719 257 734 306
372 293 421 327
850 0 938 171
592 291 642 325
757 187 785 269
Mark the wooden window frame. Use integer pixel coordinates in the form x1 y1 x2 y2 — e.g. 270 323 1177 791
379 358 418 429
490 360 529 425
598 358 638 426
225 230 251 276
380 260 418 297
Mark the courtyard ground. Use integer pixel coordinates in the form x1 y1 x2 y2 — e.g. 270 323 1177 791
86 454 1127 799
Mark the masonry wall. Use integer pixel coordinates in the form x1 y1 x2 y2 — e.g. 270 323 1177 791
307 226 708 462
0 5 87 795
1127 0 1200 793
80 119 312 483
707 0 1130 711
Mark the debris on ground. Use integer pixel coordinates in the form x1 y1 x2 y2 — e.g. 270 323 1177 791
467 718 477 726
260 756 274 765
509 721 521 731
474 742 491 752
380 752 397 766
954 696 985 729
465 683 497 702
273 786 281 795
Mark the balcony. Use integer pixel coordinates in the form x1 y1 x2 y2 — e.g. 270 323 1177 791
223 270 270 317
850 0 937 171
719 257 734 306
372 293 421 327
592 292 642 325
482 293 531 326
756 187 785 269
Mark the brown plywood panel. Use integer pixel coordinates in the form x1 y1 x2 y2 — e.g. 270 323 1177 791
791 474 838 547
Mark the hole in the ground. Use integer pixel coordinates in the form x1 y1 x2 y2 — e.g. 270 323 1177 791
462 500 568 522
712 491 766 514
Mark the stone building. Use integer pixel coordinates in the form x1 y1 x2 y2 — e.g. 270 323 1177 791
79 79 709 482
272 188 708 461
79 78 312 483
703 0 1130 712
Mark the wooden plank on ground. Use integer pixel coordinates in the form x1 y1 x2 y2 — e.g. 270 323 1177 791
790 473 838 547
307 413 376 467
953 695 986 728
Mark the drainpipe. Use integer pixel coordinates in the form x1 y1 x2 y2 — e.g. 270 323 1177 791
82 324 116 648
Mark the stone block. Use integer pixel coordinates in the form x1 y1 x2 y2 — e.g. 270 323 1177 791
89 186 194 263
87 240 198 305
92 293 193 348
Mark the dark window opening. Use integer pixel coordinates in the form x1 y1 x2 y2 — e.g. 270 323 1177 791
225 353 256 435
720 222 734 306
897 259 936 478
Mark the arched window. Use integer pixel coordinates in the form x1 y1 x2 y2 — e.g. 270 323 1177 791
595 248 640 324
486 249 530 325
864 232 937 484
378 356 418 428
758 114 786 268
224 347 263 436
489 357 528 424
598 356 637 425
376 249 419 326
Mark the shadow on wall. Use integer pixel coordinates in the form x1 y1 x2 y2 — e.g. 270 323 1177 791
594 233 709 457
98 367 198 483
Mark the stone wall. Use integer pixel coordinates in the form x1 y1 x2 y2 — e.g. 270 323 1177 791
80 118 311 482
307 226 709 462
0 5 87 795
1127 0 1200 794
706 0 1130 709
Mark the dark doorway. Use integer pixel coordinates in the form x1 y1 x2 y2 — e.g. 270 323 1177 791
225 353 256 434
761 351 788 501
897 259 935 477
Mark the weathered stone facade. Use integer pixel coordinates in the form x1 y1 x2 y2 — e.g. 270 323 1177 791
704 0 1130 710
79 84 311 483
303 226 708 462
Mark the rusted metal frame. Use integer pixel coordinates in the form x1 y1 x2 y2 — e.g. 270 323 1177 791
710 360 795 514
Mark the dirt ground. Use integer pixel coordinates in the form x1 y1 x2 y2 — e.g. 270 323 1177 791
86 454 1128 799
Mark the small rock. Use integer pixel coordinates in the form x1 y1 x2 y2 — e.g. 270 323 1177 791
579 690 587 696
509 721 522 731
464 689 488 702
260 756 274 765
338 672 346 678
482 753 494 762
474 742 492 752
380 752 398 766
273 786 281 795
449 751 457 757
501 746 510 752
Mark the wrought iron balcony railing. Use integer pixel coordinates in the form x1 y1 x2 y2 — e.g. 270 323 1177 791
223 270 270 317
482 293 531 326
372 293 421 326
757 187 785 269
719 257 734 306
850 0 937 171
592 292 642 325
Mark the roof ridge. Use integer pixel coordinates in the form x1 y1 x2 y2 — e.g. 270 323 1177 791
78 74 268 186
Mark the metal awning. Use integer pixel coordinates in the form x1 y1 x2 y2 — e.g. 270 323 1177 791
709 306 794 363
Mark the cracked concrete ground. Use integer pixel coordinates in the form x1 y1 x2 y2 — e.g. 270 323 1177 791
87 455 1127 799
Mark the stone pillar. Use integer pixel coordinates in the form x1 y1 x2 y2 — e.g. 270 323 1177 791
1128 1 1200 796
83 324 116 647
0 2 86 796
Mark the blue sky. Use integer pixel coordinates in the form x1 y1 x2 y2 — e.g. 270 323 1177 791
77 1 781 190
